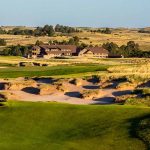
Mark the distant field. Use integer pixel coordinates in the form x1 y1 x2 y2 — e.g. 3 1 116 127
0 101 149 150
1 28 150 50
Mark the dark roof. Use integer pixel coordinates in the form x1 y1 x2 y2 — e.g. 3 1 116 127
39 45 77 53
87 47 109 54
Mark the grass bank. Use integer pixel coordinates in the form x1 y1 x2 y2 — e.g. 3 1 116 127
0 101 149 150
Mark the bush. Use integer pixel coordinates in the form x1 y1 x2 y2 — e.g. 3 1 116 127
81 90 100 100
115 94 136 103
125 97 150 106
116 82 137 90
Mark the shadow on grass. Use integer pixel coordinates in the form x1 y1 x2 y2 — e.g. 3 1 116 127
127 114 150 150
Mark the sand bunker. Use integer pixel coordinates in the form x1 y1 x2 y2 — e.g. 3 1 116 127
0 77 137 105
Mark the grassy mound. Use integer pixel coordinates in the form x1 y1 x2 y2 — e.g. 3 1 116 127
0 102 149 150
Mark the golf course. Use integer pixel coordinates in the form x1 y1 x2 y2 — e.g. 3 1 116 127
0 101 150 150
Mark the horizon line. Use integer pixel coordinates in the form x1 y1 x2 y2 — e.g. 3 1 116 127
0 24 150 29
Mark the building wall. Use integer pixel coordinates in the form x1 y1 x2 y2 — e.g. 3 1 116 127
79 50 108 58
93 53 108 58
43 54 62 59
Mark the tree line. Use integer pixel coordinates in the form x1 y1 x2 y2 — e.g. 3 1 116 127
0 36 150 58
138 29 150 34
0 45 31 56
90 28 112 34
102 41 150 58
0 25 80 36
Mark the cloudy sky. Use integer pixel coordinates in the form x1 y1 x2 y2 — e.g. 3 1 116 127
0 0 150 27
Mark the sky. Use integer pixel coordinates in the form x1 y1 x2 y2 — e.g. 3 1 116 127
0 0 150 27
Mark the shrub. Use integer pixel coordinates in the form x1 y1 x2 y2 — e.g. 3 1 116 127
115 94 136 103
116 82 137 90
81 90 100 100
125 97 150 106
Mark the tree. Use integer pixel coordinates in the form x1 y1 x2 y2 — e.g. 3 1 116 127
43 25 55 36
123 41 140 57
20 46 30 57
0 28 7 34
78 43 88 49
104 28 112 34
0 48 11 55
0 39 6 46
68 36 80 45
34 25 55 36
97 28 112 34
55 24 78 33
0 45 30 56
102 42 120 55
35 40 44 46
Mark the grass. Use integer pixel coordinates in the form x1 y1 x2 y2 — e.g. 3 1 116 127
136 116 150 149
0 101 150 150
0 65 108 78
1 28 150 50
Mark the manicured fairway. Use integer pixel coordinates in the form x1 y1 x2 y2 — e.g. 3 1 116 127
0 65 108 78
0 102 149 150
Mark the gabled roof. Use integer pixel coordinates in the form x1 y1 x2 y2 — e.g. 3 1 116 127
87 47 109 54
80 47 109 55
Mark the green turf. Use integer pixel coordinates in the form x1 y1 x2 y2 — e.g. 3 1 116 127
0 65 108 78
135 115 150 149
0 101 150 150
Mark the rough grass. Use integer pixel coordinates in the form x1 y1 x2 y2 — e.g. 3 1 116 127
0 101 149 150
1 29 150 50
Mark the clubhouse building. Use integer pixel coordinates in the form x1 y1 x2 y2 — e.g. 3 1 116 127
29 44 109 59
